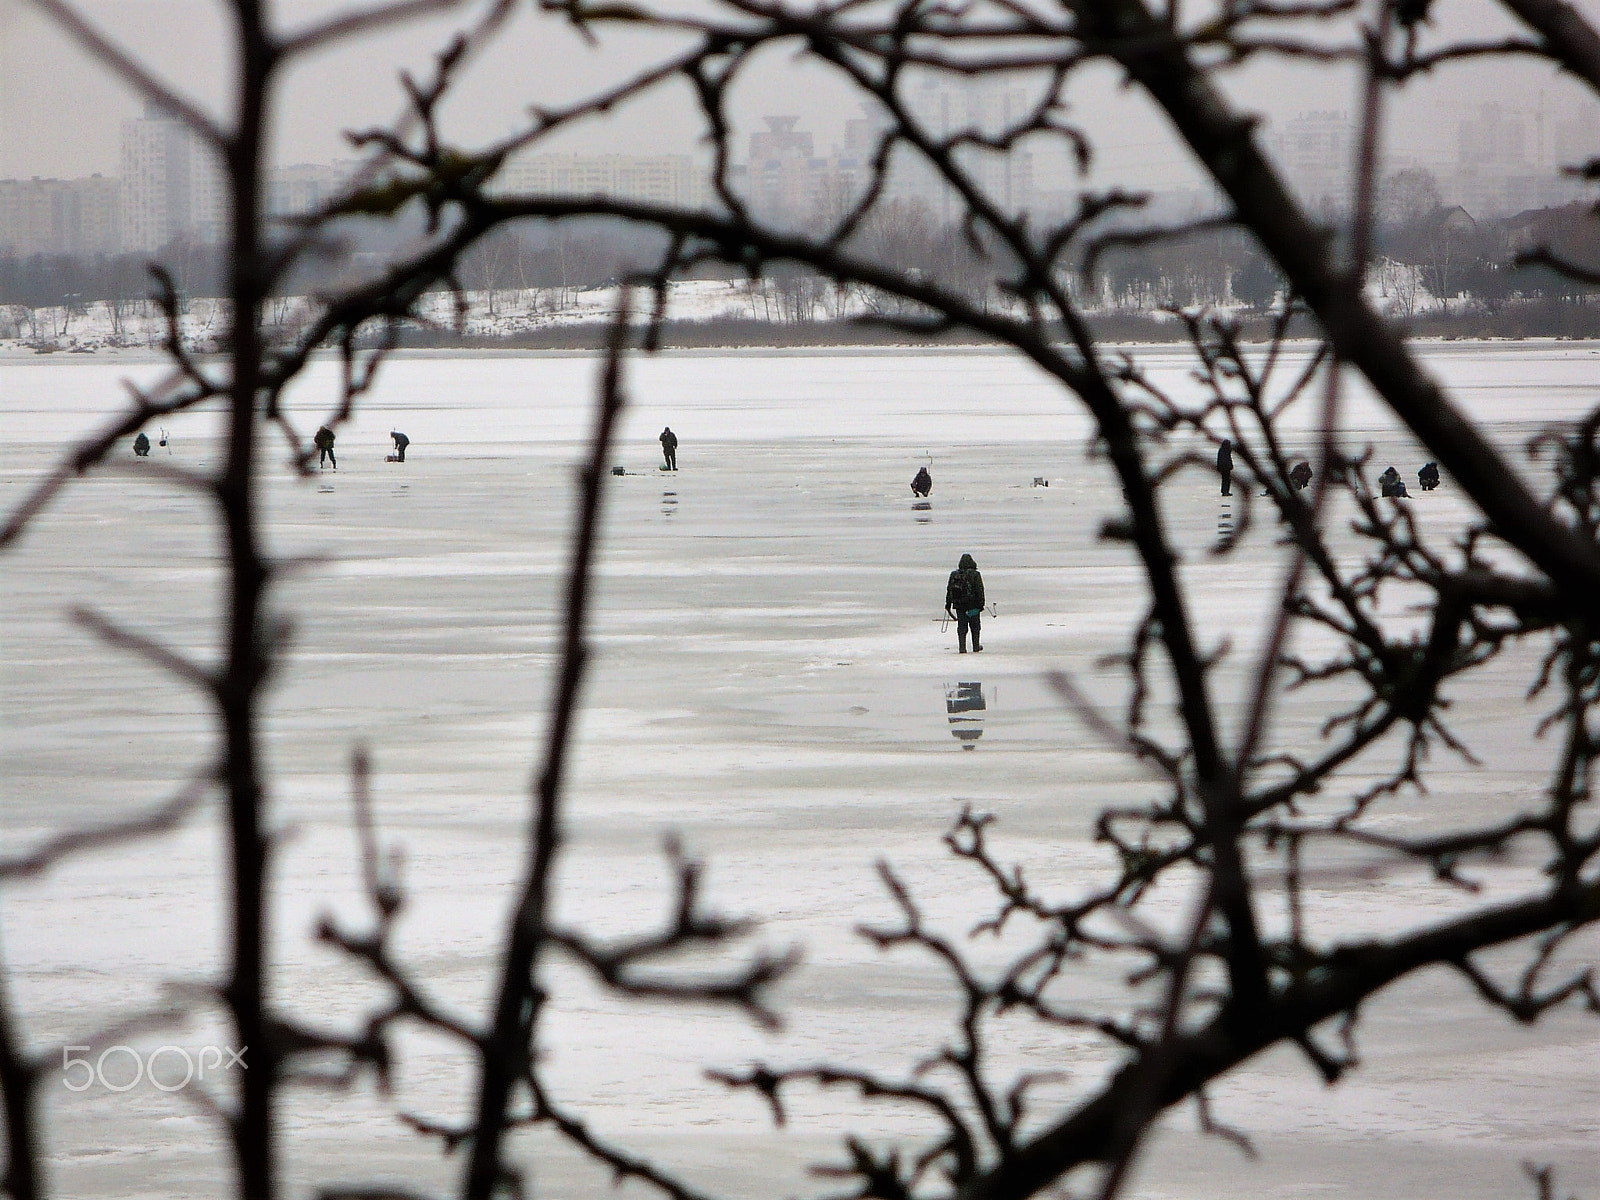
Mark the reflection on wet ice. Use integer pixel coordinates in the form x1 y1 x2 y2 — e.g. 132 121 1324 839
662 490 678 518
946 680 986 749
912 500 931 525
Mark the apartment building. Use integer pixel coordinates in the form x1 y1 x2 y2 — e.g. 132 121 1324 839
1449 102 1588 216
120 103 192 252
0 174 121 256
493 153 708 210
119 101 227 251
266 162 357 220
1266 110 1356 212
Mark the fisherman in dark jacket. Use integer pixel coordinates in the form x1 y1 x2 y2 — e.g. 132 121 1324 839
1379 465 1408 497
133 432 150 457
1418 462 1440 491
1217 439 1234 496
660 426 678 471
1289 460 1313 491
911 466 932 497
945 553 986 654
390 430 410 462
315 424 337 470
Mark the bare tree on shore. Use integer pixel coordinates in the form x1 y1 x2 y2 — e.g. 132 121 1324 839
2 0 1600 1199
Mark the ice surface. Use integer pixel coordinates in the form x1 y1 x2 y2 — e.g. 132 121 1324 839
1 342 1597 1200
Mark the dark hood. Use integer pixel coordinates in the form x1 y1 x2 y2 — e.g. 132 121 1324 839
959 554 976 570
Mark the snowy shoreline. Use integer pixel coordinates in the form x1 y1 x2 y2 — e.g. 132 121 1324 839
4 329 1587 364
8 265 1574 359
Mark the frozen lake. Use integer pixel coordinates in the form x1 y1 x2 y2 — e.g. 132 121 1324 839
1 342 1597 1199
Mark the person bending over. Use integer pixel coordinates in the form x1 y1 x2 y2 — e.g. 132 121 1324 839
315 425 337 470
390 430 410 462
1379 466 1409 498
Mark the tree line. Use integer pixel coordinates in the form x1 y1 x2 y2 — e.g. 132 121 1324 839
6 186 1598 332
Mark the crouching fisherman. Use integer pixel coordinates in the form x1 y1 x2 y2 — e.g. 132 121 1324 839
133 431 150 457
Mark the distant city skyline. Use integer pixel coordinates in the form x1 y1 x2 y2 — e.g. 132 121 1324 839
4 0 1600 260
6 80 1596 196
6 0 1600 187
6 89 1598 260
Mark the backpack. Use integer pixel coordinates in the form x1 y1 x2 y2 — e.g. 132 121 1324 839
949 569 978 612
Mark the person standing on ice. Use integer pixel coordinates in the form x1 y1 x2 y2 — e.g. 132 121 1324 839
911 466 932 497
1217 438 1234 496
659 426 678 471
390 430 410 462
314 424 337 470
945 553 985 654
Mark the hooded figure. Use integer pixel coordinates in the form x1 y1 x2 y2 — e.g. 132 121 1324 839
390 430 410 462
1418 462 1440 491
133 432 150 457
945 553 986 654
911 466 932 497
1289 460 1313 491
659 426 678 471
1217 439 1234 496
314 425 337 470
1379 466 1407 497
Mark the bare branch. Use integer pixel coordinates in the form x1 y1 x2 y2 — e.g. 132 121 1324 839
70 606 219 695
1096 0 1600 610
278 0 475 57
0 370 217 550
1497 0 1600 91
465 304 633 1199
0 766 214 881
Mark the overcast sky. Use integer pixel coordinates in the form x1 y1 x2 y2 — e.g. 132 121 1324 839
2 0 1597 191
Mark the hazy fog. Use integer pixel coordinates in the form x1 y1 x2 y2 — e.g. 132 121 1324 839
2 0 1599 193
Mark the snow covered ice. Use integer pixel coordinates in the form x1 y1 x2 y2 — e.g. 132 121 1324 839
1 343 1598 1199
